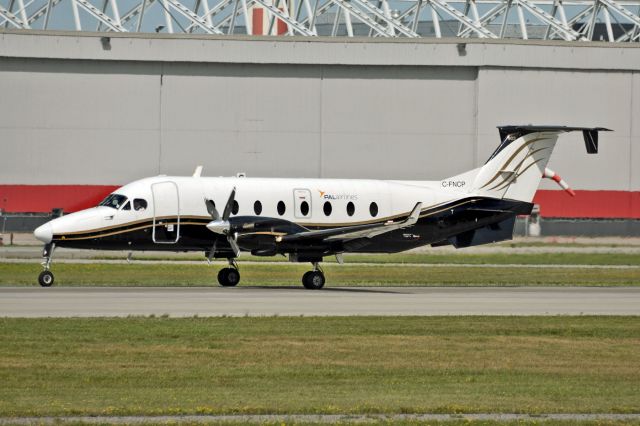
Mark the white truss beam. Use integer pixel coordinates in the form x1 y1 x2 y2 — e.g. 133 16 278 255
348 0 419 36
184 0 233 32
2 0 640 41
0 4 26 27
332 0 395 36
600 0 640 27
517 0 586 39
252 0 315 34
430 0 498 37
458 3 506 37
74 0 127 30
164 0 224 33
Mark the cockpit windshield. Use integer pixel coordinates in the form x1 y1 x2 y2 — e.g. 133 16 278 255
99 194 128 209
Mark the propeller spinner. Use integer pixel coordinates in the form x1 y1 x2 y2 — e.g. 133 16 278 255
205 187 240 257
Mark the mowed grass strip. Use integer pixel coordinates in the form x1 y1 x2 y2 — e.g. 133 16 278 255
17 422 640 426
0 317 639 417
93 252 640 266
0 263 638 286
5 420 640 426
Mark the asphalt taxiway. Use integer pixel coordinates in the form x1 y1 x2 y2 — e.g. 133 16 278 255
1 286 639 317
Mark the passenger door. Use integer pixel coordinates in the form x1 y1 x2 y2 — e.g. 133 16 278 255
151 181 180 243
293 189 312 219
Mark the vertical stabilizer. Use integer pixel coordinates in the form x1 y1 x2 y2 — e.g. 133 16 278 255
472 132 559 202
470 126 609 203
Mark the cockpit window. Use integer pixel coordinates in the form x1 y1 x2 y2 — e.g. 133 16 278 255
134 199 148 211
122 201 131 211
99 194 128 209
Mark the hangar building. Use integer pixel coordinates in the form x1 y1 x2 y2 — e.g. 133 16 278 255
0 30 639 235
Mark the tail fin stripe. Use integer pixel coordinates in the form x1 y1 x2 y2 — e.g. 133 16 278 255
486 147 551 191
480 137 549 189
493 157 547 192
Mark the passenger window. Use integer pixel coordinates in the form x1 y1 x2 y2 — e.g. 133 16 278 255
346 201 355 217
254 200 262 215
300 201 309 216
323 201 332 216
121 201 131 211
369 202 378 217
277 201 286 216
133 199 148 211
232 200 239 215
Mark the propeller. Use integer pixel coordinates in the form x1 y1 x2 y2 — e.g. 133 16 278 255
205 187 240 257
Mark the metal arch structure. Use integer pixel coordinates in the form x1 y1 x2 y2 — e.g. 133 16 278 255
1 0 640 40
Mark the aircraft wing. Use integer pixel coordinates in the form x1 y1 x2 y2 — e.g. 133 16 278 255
279 202 422 243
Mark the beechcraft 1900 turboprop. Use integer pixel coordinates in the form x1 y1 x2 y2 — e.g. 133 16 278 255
33 125 609 289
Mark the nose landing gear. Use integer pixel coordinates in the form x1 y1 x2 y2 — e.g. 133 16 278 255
218 258 240 287
302 262 325 290
38 243 55 287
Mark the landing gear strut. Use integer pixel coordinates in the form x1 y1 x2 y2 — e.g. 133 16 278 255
302 262 325 290
217 258 240 287
38 243 55 287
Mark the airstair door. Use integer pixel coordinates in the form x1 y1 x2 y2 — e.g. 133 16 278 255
151 181 180 244
293 189 312 219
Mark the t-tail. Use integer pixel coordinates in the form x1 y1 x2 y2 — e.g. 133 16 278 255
437 125 610 249
451 126 611 202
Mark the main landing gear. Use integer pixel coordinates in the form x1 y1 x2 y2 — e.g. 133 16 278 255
302 262 325 290
38 243 55 287
217 258 240 287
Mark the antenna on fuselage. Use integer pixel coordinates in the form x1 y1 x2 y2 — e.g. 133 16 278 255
193 165 203 178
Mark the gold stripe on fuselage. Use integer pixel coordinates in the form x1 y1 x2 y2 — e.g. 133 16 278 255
54 221 206 241
56 215 209 236
53 198 482 242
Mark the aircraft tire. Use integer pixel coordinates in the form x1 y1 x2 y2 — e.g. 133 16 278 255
38 271 54 287
301 271 312 287
218 268 240 287
302 271 325 290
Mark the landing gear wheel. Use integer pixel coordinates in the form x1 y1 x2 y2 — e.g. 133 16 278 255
302 271 325 290
301 271 312 287
38 270 54 287
218 268 240 287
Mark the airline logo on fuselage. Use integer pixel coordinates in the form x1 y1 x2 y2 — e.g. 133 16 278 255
318 190 358 201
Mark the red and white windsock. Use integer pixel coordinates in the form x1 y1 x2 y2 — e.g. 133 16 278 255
542 167 575 197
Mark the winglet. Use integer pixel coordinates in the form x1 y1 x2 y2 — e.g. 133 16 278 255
405 202 422 226
193 165 203 178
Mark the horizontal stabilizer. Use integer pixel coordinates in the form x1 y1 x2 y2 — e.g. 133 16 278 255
497 125 611 154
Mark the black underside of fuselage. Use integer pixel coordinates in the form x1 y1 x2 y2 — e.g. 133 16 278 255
52 197 532 259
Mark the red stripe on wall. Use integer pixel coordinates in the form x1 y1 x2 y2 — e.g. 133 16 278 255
0 185 119 214
252 8 263 36
0 185 639 219
533 190 640 219
277 11 288 35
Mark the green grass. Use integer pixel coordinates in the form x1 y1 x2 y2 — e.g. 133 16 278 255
92 252 640 266
3 247 636 266
0 262 639 286
5 421 640 426
0 317 639 418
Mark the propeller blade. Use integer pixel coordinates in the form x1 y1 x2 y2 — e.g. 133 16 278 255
221 187 236 221
228 234 240 257
205 198 220 220
207 239 218 262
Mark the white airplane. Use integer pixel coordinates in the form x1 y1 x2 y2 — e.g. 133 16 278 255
33 125 609 289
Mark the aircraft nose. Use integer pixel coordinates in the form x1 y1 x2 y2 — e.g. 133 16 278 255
34 223 53 244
